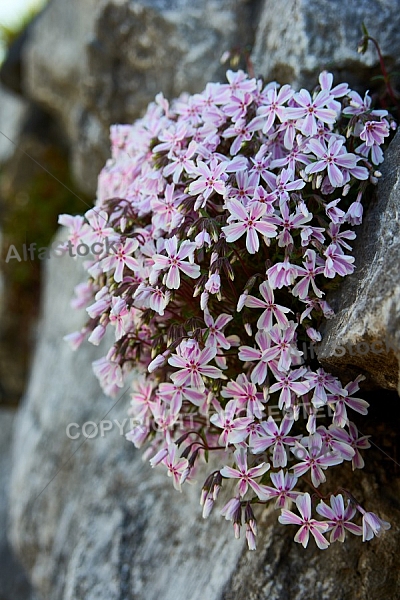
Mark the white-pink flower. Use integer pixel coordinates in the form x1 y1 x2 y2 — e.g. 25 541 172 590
285 89 336 136
316 494 362 542
222 198 277 253
305 137 359 188
279 493 330 549
101 238 139 283
251 416 298 467
163 444 189 492
168 340 224 391
152 235 200 289
220 447 270 498
188 158 227 200
245 280 291 330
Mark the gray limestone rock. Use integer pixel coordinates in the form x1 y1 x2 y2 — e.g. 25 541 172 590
0 85 28 164
251 0 400 90
0 408 38 600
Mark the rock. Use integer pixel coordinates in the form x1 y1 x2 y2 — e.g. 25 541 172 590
0 84 28 164
8 230 400 600
251 0 400 89
0 408 38 600
316 130 400 392
22 0 255 194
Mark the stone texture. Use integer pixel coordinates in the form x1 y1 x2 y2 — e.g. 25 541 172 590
22 0 256 194
251 0 400 90
316 130 400 392
8 230 400 600
0 85 28 164
0 408 38 600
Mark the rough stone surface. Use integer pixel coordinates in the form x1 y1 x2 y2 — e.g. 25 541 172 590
8 231 400 600
251 0 400 89
23 0 256 194
0 85 28 164
0 408 38 600
316 130 400 392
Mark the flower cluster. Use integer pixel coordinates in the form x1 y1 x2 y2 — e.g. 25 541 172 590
61 70 394 550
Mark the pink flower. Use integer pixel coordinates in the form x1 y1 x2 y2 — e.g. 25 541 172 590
268 322 300 372
291 432 343 487
291 249 325 299
238 331 277 385
316 495 362 542
285 89 336 136
92 356 123 396
360 510 391 542
220 447 270 498
101 238 139 283
318 71 349 112
216 69 257 102
204 272 221 294
306 367 346 408
152 235 200 289
278 493 330 549
128 380 154 420
151 183 184 233
323 243 355 278
157 381 205 415
221 374 265 419
125 421 150 448
223 92 254 122
83 208 117 247
268 367 310 410
325 199 346 224
228 170 259 204
330 422 371 470
162 140 197 182
222 198 277 253
58 214 91 252
188 158 227 200
257 469 299 508
249 84 294 133
359 120 389 146
274 200 312 247
345 200 363 225
267 257 299 289
168 340 224 391
222 118 254 155
329 375 369 427
245 280 291 330
327 222 356 251
252 416 298 467
305 137 359 188
203 312 232 350
210 399 253 447
109 297 130 340
163 444 189 492
314 425 355 462
269 168 306 203
343 90 387 118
